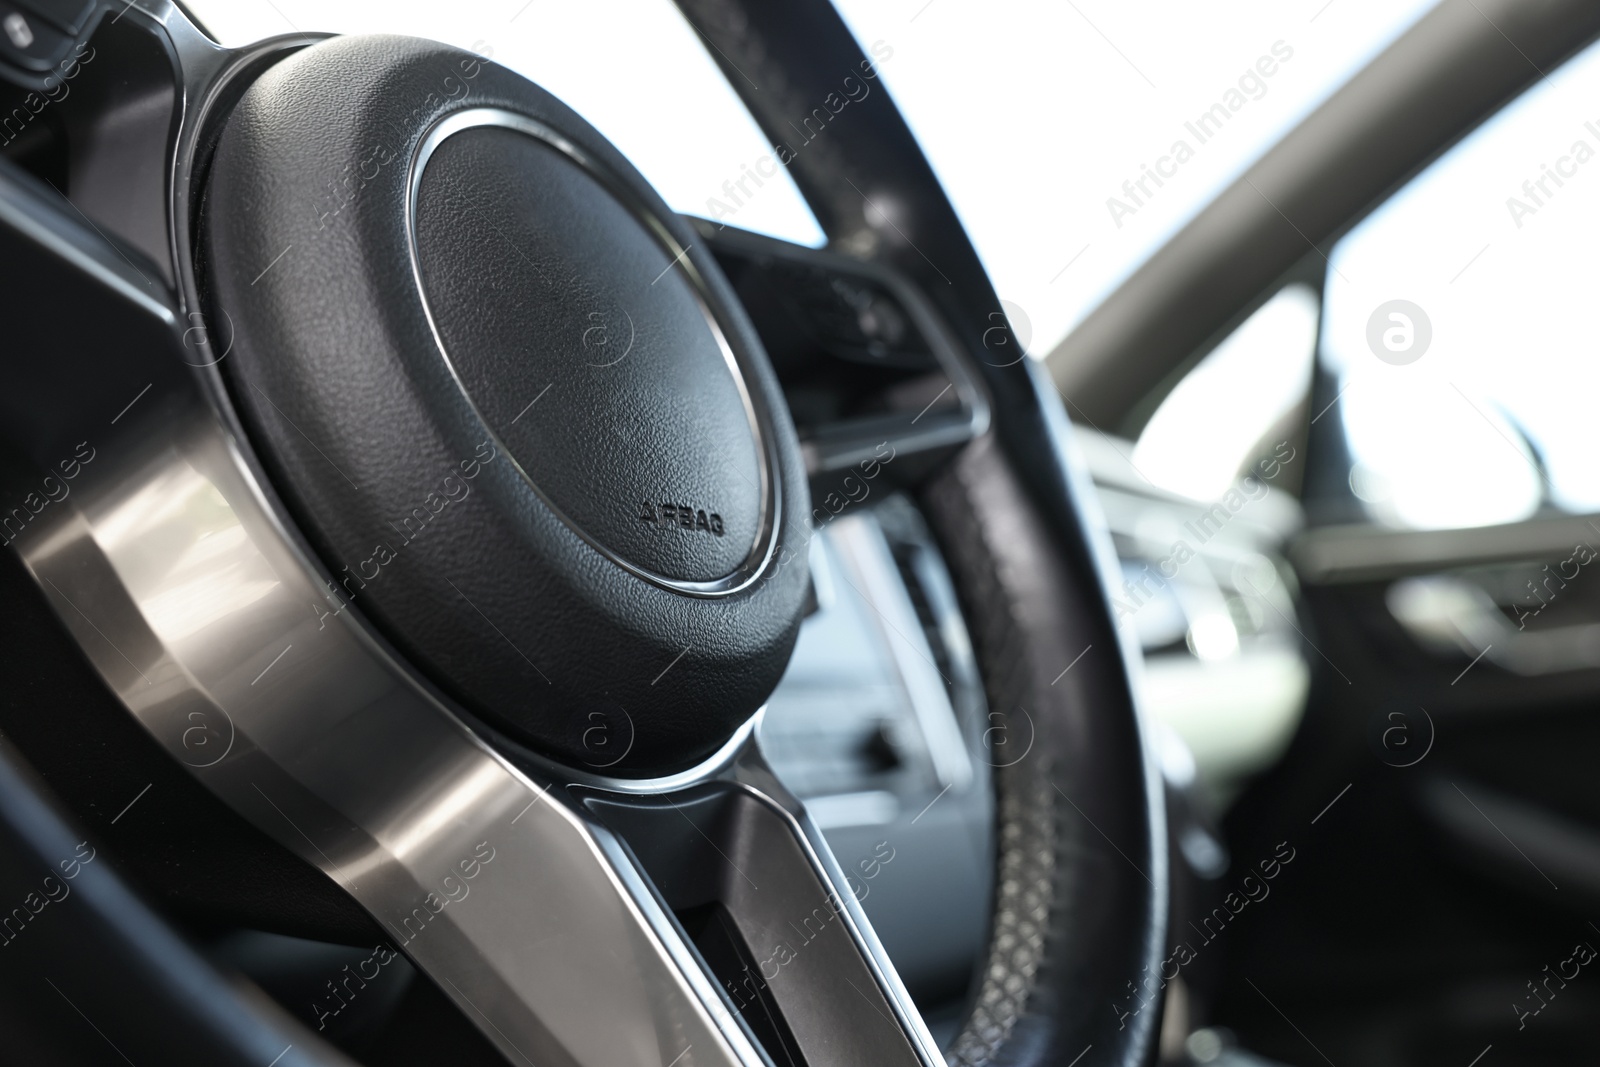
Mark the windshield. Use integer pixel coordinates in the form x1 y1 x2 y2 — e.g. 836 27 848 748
183 0 827 247
187 0 1441 361
830 0 1440 359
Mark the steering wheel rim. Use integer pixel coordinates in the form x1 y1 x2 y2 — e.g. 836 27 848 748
0 4 1167 1066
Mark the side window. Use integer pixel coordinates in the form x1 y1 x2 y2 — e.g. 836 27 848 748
1133 283 1320 501
1317 35 1600 530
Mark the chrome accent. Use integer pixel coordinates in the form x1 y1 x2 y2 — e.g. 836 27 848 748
1294 511 1600 585
827 513 974 791
519 712 762 797
0 5 948 1065
723 753 947 1064
20 389 766 1067
15 344 943 1067
405 107 781 598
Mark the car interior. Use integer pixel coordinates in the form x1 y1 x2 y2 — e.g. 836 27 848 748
2 1 1600 1065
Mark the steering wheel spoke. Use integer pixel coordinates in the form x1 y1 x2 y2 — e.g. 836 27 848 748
11 303 935 1065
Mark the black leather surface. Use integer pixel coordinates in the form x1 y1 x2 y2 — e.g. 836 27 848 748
414 125 764 583
201 35 810 774
925 435 1166 1067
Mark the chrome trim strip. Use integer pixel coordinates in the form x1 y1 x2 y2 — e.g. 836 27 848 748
18 391 764 1067
404 107 781 598
518 711 762 796
725 757 948 1066
1293 511 1600 584
829 512 974 791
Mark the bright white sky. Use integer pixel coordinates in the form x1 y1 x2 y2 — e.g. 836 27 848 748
1323 33 1600 525
187 0 1438 363
184 0 830 246
1134 285 1320 501
829 0 1438 357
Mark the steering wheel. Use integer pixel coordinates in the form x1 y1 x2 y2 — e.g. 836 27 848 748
0 4 1166 1066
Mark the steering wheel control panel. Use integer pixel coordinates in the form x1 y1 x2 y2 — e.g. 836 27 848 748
701 221 987 482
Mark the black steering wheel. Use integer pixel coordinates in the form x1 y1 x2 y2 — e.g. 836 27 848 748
0 3 1165 1066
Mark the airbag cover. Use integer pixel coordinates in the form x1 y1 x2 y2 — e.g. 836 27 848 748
202 35 809 773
